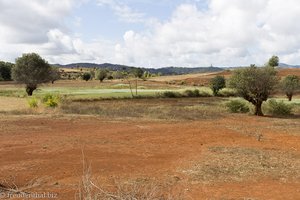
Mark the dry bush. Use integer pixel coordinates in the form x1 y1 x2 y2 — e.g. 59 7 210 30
225 99 250 113
218 88 237 97
76 157 185 200
0 177 48 197
159 91 183 98
263 99 294 116
183 147 300 184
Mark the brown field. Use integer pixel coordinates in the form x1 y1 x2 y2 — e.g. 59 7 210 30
278 68 300 77
0 98 300 199
150 68 300 86
1 68 298 89
1 68 300 200
0 97 27 111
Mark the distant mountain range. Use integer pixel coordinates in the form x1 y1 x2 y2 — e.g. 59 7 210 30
279 63 300 68
56 63 223 75
55 62 300 76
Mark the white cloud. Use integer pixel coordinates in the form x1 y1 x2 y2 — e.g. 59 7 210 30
44 38 116 64
43 29 77 55
113 0 300 67
0 0 76 44
1 0 300 67
96 0 145 23
0 0 93 63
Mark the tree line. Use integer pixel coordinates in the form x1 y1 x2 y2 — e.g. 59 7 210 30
210 56 300 116
1 53 300 116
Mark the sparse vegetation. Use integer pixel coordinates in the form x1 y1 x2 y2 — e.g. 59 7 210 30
82 72 92 81
60 98 225 120
12 53 54 96
184 146 300 183
49 66 61 84
218 88 237 97
42 93 60 108
96 69 107 82
183 89 200 97
27 97 38 108
281 75 300 101
78 158 184 200
210 75 226 96
267 55 279 67
0 67 300 200
0 61 13 81
264 99 294 116
160 91 183 98
229 63 278 116
225 99 250 113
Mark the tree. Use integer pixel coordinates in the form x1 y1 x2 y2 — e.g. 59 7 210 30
12 53 52 96
96 69 107 82
107 74 114 80
281 75 300 101
210 75 226 96
49 66 61 84
132 68 144 95
112 71 124 79
89 70 95 80
229 65 278 116
268 55 279 67
0 61 14 81
82 72 91 81
132 68 144 79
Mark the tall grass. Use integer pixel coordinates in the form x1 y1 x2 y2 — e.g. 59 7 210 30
61 98 225 121
0 89 26 98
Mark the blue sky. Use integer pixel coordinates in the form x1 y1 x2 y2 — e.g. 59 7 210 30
0 0 300 68
69 0 207 41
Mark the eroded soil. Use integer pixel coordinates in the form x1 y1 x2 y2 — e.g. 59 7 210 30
0 114 299 199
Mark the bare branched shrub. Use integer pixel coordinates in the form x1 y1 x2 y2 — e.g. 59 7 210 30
0 177 46 197
76 154 185 200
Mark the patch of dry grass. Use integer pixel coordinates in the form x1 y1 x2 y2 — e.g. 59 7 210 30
0 97 27 112
183 147 300 184
0 177 49 198
60 98 226 121
77 156 185 200
77 177 185 200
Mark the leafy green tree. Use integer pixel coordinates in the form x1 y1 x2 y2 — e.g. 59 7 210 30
268 55 279 67
96 69 107 82
132 68 144 95
107 74 114 80
0 61 14 81
143 71 148 78
281 75 300 101
132 68 144 78
112 71 124 79
50 66 61 84
89 70 95 80
229 65 278 116
82 72 91 81
210 75 226 96
12 53 52 96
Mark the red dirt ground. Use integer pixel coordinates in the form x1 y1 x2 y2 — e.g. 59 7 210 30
154 68 300 86
0 114 299 199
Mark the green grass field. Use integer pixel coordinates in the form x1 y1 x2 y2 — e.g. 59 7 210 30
0 84 213 99
0 81 299 117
